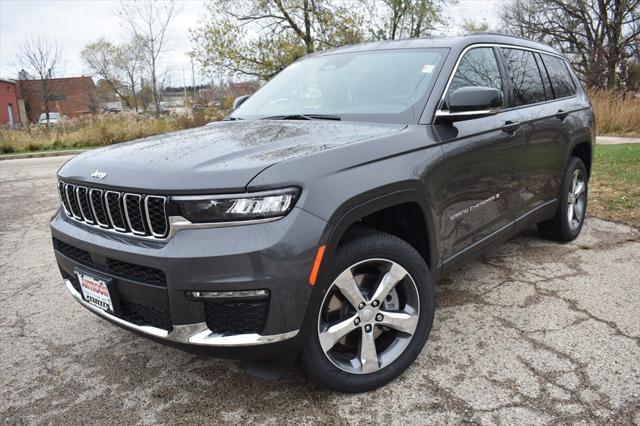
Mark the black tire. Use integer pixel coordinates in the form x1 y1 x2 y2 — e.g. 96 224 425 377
301 230 435 393
538 156 588 242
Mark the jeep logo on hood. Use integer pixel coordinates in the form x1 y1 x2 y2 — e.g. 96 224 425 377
91 170 107 180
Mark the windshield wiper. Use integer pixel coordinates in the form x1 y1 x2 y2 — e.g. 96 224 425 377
260 114 341 121
223 116 244 121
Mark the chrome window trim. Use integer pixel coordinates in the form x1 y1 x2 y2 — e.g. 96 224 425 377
65 279 299 347
433 43 576 123
75 186 96 224
105 190 128 232
434 108 500 118
88 188 110 228
144 195 168 238
122 193 147 236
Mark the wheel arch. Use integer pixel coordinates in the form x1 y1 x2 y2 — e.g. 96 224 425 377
322 187 438 279
570 140 593 179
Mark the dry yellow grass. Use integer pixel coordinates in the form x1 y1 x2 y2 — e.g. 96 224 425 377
589 90 640 137
0 109 224 154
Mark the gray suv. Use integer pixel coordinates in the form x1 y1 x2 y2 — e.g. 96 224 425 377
51 33 594 392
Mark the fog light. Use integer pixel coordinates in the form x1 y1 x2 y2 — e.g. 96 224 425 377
187 289 269 301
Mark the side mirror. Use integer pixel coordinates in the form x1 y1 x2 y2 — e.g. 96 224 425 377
232 95 250 110
436 86 503 121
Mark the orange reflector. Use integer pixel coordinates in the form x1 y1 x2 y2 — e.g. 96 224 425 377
309 245 326 286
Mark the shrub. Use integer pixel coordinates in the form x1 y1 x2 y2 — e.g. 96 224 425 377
588 90 640 137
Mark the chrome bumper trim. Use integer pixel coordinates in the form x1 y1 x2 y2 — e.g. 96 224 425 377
65 280 299 347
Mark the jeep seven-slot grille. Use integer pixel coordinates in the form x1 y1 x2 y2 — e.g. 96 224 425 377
58 181 168 238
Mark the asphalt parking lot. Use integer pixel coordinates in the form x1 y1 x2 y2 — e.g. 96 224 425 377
1 156 639 424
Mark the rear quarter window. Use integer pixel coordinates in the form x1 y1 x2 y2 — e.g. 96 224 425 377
541 54 576 98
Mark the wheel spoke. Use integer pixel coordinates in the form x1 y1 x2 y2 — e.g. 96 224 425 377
567 192 575 204
359 329 379 373
378 311 419 335
319 315 359 352
333 269 366 309
567 203 574 223
574 202 583 221
371 263 406 303
571 173 578 194
574 181 585 197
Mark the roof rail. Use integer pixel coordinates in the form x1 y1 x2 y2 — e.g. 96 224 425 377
463 32 537 43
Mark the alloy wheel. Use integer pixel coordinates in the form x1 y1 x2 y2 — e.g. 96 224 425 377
567 168 586 231
317 258 420 374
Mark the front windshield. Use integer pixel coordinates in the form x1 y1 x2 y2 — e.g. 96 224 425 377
233 48 447 123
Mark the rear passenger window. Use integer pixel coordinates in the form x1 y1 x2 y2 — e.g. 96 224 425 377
444 47 503 109
501 48 546 106
541 54 576 98
536 53 554 100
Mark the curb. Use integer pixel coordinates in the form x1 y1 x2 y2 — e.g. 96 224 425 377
0 149 91 161
596 136 640 145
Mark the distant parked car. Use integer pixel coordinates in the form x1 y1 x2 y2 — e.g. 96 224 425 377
38 112 61 125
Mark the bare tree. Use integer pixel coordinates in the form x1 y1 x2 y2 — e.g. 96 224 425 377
17 36 64 123
117 0 176 115
82 37 145 112
500 0 640 90
460 18 490 34
362 0 446 41
114 37 145 112
82 39 131 109
190 0 363 80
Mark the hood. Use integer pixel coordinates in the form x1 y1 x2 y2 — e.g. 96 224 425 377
58 120 406 193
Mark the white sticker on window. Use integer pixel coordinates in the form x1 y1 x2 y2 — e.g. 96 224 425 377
421 64 434 73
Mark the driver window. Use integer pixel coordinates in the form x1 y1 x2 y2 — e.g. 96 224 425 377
442 47 503 110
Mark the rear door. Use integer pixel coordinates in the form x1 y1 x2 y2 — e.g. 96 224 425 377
534 53 582 203
431 46 527 264
499 47 577 215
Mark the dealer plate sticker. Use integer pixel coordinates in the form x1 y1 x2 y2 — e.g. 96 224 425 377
77 271 114 313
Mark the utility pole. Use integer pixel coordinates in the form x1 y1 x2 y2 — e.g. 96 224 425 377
190 55 196 101
182 65 187 105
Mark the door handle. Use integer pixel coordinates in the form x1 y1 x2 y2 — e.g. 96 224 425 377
555 109 569 120
501 121 521 134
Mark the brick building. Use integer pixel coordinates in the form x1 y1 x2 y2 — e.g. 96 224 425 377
0 79 21 127
17 76 97 122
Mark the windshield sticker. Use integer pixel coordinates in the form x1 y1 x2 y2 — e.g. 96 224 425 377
421 64 435 73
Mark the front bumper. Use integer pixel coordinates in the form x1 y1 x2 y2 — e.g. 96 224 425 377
64 279 299 346
51 205 327 356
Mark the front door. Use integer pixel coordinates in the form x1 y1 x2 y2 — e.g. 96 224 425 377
431 47 527 264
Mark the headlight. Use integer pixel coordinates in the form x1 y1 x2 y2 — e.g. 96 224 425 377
172 187 299 223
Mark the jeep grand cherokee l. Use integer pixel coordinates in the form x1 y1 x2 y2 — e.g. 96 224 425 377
51 33 594 393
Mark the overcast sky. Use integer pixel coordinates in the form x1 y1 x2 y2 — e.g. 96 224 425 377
0 0 499 85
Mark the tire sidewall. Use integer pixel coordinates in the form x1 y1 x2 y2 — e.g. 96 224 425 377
302 232 435 393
